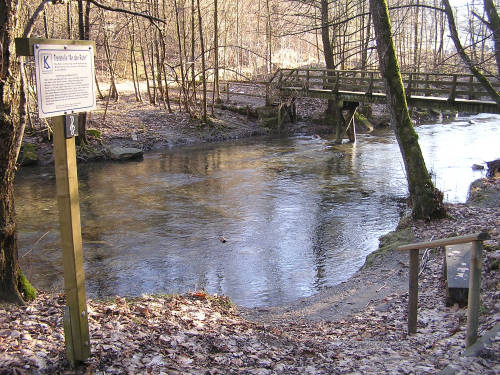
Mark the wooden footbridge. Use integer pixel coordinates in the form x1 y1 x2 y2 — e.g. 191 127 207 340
263 68 500 142
272 68 500 114
214 68 499 142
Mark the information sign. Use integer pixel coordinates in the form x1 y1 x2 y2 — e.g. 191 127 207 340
34 44 96 118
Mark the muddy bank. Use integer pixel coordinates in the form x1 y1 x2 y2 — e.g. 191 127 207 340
239 174 499 321
19 95 273 166
18 90 452 167
241 197 499 323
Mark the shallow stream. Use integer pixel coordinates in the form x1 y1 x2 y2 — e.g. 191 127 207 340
15 115 499 307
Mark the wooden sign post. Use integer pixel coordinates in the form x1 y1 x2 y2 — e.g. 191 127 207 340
16 38 96 365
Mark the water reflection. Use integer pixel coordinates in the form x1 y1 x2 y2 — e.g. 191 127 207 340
15 115 499 306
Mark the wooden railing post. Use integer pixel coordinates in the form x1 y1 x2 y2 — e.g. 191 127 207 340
448 74 458 101
406 73 413 99
265 82 270 106
466 240 483 347
397 232 490 340
408 248 419 334
334 71 340 93
366 71 374 95
306 69 310 93
226 82 230 102
468 75 474 100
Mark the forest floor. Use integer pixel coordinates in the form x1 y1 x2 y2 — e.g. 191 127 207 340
1 179 499 374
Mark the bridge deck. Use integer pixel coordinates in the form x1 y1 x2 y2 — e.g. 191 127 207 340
275 69 500 114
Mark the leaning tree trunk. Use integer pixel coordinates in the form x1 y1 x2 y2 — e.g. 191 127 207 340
483 0 500 77
369 0 445 220
442 0 500 106
0 0 25 304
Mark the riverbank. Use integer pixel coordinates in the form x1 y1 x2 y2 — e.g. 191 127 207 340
2 179 498 374
18 86 445 166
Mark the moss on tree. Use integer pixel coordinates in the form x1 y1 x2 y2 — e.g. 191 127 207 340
17 270 36 301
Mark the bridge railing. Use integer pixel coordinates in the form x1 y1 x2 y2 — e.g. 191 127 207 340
275 68 500 102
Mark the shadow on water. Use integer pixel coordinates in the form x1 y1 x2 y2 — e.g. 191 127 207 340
15 115 499 306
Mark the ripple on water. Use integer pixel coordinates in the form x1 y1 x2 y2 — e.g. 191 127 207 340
15 118 500 306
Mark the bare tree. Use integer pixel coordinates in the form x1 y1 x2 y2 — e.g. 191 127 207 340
0 0 32 304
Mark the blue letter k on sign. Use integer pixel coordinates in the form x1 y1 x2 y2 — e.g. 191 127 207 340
43 55 51 69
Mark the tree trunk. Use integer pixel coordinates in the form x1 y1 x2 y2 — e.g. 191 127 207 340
265 0 272 74
77 0 88 145
43 7 49 38
159 0 172 112
413 0 420 71
361 9 371 70
0 0 25 304
369 0 445 220
320 0 336 115
190 0 197 104
484 0 500 76
214 0 221 103
174 0 190 112
101 11 119 101
197 0 207 123
442 0 500 106
67 0 72 39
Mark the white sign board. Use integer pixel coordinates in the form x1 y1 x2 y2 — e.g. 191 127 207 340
34 44 96 118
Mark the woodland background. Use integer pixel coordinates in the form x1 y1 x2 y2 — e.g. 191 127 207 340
19 0 499 114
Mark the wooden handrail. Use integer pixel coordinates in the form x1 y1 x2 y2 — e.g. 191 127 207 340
229 68 500 111
278 68 498 79
396 232 490 251
397 231 490 347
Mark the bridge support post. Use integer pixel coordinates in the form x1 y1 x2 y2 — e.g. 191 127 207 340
334 101 358 144
346 114 356 143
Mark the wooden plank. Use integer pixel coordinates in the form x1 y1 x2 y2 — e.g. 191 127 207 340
53 115 90 363
397 232 490 251
445 244 471 305
279 87 500 113
466 240 483 347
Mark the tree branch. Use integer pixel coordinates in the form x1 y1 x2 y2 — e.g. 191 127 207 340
24 0 166 38
276 3 445 37
471 10 491 28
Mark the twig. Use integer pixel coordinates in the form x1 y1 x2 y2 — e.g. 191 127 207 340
376 283 387 293
418 236 434 276
21 231 50 258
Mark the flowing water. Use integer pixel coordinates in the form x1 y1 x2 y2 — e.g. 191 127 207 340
15 115 499 307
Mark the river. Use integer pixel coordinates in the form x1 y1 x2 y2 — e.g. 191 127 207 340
15 114 499 307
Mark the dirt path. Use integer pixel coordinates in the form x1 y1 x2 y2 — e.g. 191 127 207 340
240 241 410 324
